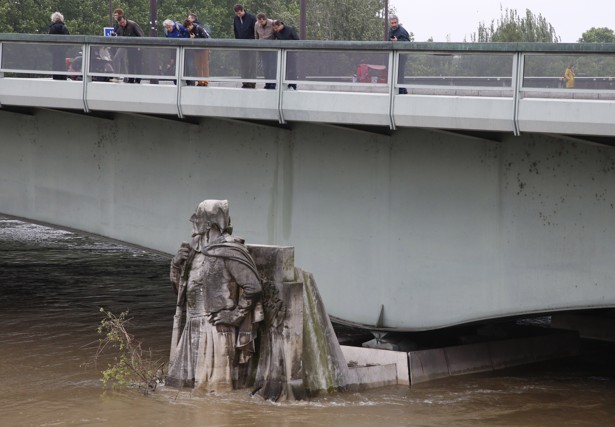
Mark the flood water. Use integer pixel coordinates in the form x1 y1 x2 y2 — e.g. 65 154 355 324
1 215 615 426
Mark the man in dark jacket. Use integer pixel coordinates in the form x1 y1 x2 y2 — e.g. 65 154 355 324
233 4 256 88
116 15 144 83
272 20 299 90
388 15 410 94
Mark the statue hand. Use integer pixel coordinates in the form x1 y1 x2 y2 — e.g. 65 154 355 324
172 242 191 267
211 309 243 327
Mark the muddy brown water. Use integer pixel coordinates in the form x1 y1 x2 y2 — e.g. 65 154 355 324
1 216 615 426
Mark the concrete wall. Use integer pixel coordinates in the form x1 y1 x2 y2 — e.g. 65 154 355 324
408 332 580 384
2 108 615 330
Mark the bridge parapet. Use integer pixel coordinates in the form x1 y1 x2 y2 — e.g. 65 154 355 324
2 36 615 135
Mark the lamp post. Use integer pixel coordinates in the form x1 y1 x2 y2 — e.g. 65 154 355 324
108 0 113 27
299 0 306 40
384 0 389 41
149 0 158 37
149 0 159 84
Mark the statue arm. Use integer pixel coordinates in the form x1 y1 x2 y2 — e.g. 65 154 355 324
170 242 191 296
170 262 181 295
211 258 262 326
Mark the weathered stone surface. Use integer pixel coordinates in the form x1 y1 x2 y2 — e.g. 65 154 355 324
342 345 410 386
409 348 449 384
346 364 398 390
299 268 351 396
248 245 295 283
166 200 262 394
167 202 353 401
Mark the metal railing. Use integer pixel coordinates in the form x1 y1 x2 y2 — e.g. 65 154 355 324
3 35 615 131
3 35 615 90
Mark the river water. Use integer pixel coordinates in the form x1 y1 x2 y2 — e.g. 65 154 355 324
1 215 615 426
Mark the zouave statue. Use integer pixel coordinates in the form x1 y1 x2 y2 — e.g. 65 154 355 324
166 200 263 393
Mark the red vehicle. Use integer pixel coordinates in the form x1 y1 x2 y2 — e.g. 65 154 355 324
355 63 387 83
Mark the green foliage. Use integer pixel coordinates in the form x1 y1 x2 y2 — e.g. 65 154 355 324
0 0 391 41
248 0 300 27
578 27 615 43
472 7 560 43
306 0 387 41
95 307 164 395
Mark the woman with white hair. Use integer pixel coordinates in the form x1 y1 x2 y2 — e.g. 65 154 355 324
162 19 190 84
49 12 69 80
163 19 188 38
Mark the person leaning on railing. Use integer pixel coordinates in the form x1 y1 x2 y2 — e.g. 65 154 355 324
388 15 410 94
184 15 211 87
115 15 145 84
109 9 128 82
255 12 276 90
272 20 299 90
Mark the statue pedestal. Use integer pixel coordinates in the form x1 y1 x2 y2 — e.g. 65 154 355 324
247 244 350 400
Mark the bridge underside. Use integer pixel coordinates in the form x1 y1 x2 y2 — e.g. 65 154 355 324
2 107 615 330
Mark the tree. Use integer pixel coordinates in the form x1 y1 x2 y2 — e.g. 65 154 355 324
578 27 615 43
306 0 389 41
472 7 560 43
0 0 391 41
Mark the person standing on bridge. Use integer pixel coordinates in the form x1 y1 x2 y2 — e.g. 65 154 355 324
272 20 299 90
110 9 128 83
48 12 69 81
388 15 410 94
233 4 257 88
115 15 144 84
564 64 575 89
185 14 211 87
255 13 276 89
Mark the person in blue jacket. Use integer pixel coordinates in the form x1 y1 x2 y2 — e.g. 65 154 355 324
163 19 190 84
163 19 189 38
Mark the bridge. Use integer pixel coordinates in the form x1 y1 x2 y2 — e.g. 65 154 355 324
2 34 615 331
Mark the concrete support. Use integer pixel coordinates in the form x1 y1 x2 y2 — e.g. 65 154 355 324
552 313 615 342
409 332 579 384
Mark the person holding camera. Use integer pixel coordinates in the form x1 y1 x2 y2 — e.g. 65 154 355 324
388 15 410 94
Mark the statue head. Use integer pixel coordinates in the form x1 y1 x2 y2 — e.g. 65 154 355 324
190 200 232 249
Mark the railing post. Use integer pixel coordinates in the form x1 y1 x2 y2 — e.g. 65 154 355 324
277 49 286 125
512 52 523 136
388 50 397 130
176 46 184 118
82 43 90 113
0 42 4 79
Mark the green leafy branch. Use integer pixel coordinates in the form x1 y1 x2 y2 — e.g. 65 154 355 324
95 307 165 395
